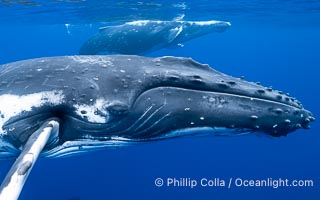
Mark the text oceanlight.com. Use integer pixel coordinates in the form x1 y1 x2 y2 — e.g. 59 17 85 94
154 177 314 189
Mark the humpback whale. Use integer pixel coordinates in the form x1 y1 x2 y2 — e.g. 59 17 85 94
79 20 231 55
0 55 314 199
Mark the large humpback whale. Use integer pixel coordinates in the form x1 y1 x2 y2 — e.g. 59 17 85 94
0 55 314 199
79 20 231 55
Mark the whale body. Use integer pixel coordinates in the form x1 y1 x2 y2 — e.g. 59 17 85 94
0 55 314 159
79 20 231 55
0 55 315 199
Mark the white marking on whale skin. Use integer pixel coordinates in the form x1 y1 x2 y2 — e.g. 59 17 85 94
0 90 65 135
74 98 109 123
70 55 114 66
124 20 231 27
0 91 64 159
168 25 183 43
125 20 163 26
186 20 231 26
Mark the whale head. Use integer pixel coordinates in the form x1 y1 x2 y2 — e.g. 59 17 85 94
0 55 314 158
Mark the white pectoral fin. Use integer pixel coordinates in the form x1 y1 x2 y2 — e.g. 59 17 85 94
0 120 59 200
98 26 109 32
167 25 183 43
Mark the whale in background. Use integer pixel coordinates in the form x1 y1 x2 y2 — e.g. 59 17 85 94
79 20 231 55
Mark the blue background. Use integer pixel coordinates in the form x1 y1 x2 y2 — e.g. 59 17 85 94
0 1 319 200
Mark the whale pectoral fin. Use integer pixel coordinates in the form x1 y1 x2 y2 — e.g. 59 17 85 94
167 25 183 43
0 120 59 200
98 26 108 32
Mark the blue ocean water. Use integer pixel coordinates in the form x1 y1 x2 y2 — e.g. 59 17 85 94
0 0 319 200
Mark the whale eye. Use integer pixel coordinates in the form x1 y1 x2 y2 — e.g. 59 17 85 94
105 102 129 116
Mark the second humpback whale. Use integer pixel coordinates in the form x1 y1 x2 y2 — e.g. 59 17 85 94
79 20 231 55
0 55 314 199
